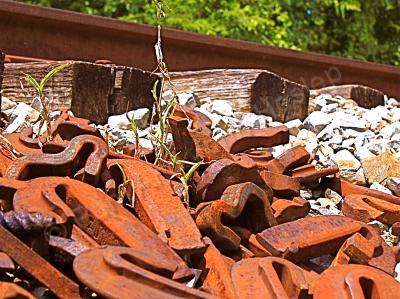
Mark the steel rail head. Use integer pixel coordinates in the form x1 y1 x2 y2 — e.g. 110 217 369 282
196 182 277 252
73 246 215 299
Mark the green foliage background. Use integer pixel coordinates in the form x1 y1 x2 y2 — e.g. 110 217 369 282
18 0 400 66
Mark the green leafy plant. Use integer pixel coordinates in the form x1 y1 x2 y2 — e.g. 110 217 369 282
157 138 202 207
126 112 141 158
24 64 67 142
116 163 135 207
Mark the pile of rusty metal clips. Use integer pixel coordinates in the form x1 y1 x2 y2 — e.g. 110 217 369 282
0 108 399 298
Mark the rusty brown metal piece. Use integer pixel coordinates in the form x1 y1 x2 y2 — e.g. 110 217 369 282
0 177 193 281
49 235 94 265
262 145 311 174
73 246 215 299
196 182 277 252
259 171 300 197
391 222 400 236
196 158 268 203
218 126 289 154
324 177 400 205
271 197 311 224
342 194 400 225
0 224 81 298
309 264 400 299
198 237 236 298
0 282 35 299
291 164 339 188
256 215 396 274
169 116 232 162
240 149 273 167
173 106 212 136
231 257 318 299
106 159 205 255
4 111 101 156
5 135 108 186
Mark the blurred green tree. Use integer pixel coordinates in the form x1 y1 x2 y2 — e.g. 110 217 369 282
18 0 400 65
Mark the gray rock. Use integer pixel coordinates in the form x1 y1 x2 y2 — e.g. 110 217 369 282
331 111 367 131
1 96 17 111
320 103 338 113
31 96 43 113
269 121 284 127
331 149 366 185
107 108 150 130
324 188 342 205
387 97 400 107
300 189 313 199
195 107 228 130
316 124 335 141
364 139 389 155
303 111 332 134
380 122 400 140
240 113 266 129
212 127 228 141
209 100 234 117
5 103 40 134
354 145 376 161
368 220 389 235
385 177 400 196
370 182 393 194
178 93 199 109
284 119 302 136
309 198 341 216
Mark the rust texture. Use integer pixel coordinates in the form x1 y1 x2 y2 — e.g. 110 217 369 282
106 159 205 255
196 182 277 252
218 126 289 154
0 177 193 281
310 264 400 299
256 215 396 274
231 257 318 299
73 246 214 299
0 282 35 299
0 224 81 298
5 135 108 185
0 105 399 296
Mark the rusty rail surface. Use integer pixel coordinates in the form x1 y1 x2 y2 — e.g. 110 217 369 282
0 1 399 98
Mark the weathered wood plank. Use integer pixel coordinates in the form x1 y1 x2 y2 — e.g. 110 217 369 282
311 84 384 109
2 61 160 124
169 69 309 122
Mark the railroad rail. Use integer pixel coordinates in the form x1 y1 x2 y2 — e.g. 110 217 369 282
0 0 399 99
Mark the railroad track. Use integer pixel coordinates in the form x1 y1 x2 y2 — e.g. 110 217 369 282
0 0 399 99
